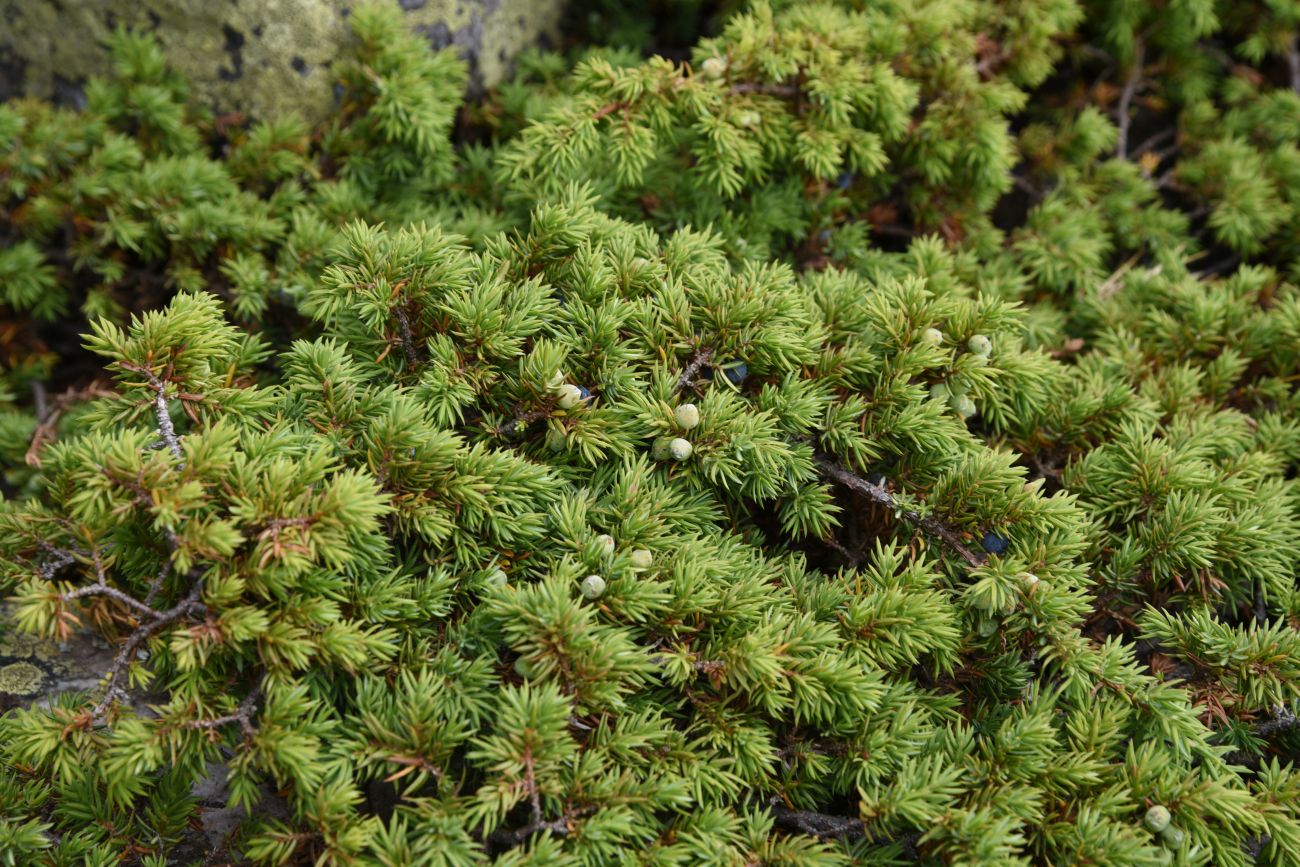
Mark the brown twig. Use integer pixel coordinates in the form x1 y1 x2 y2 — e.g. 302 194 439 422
497 408 551 439
486 748 569 851
93 578 206 716
393 305 422 370
676 347 714 392
592 100 628 121
817 458 988 568
185 680 262 738
25 381 116 467
821 535 859 566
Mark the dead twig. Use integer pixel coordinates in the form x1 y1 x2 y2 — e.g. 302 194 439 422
185 680 263 739
25 381 116 467
1132 127 1176 160
1255 706 1298 737
119 363 184 463
817 458 988 568
676 346 715 392
393 305 422 370
1287 34 1300 94
486 748 569 851
1097 251 1144 299
497 408 551 439
93 577 206 717
729 81 801 98
1116 39 1145 161
769 803 866 841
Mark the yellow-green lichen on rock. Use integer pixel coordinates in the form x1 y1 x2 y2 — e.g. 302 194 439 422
0 0 564 122
0 661 44 697
0 604 117 710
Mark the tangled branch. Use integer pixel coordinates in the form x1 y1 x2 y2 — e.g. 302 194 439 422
92 577 206 716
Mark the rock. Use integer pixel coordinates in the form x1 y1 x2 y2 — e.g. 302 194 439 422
0 0 565 121
187 761 292 860
0 662 44 707
0 604 117 711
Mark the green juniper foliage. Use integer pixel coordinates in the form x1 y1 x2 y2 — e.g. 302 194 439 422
1 0 1300 864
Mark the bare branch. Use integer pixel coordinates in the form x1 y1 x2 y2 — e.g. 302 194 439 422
870 223 922 240
119 362 183 462
393 305 422 370
486 817 569 850
25 381 116 467
63 583 163 621
1193 253 1240 279
485 747 569 851
30 380 48 420
730 81 801 98
152 388 183 461
143 559 173 608
1116 39 1145 161
817 458 988 568
185 680 262 738
1255 706 1298 737
93 577 206 717
676 347 714 392
770 803 866 840
1288 34 1300 94
1097 251 1143 299
42 543 166 621
37 546 78 581
1132 127 1176 160
497 408 551 439
1012 175 1041 199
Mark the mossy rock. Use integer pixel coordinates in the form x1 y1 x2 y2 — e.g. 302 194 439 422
0 0 564 121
